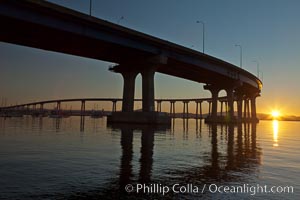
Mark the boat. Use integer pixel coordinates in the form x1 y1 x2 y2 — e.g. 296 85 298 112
1 111 23 118
49 110 70 118
90 110 104 118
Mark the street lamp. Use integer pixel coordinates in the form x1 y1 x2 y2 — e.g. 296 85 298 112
196 20 205 54
252 60 260 78
117 16 124 24
89 0 92 16
235 44 242 69
260 70 264 82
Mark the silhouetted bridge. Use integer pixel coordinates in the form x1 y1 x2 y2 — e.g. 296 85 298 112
1 96 255 121
0 0 262 124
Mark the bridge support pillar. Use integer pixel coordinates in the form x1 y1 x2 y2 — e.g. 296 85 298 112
195 101 202 119
250 95 258 122
112 100 117 112
225 101 228 116
243 98 248 120
108 65 170 125
170 101 176 117
183 101 189 119
236 94 243 123
200 101 202 119
121 71 138 112
156 100 162 112
204 85 220 122
141 68 155 112
243 98 251 120
226 88 235 122
56 101 61 115
81 100 85 116
220 101 223 117
212 89 219 120
247 100 251 119
40 103 44 114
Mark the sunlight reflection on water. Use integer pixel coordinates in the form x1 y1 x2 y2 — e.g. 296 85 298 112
273 120 279 147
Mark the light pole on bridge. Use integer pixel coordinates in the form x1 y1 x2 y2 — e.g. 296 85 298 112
252 60 260 78
89 0 92 16
235 44 242 69
196 20 205 54
260 70 264 82
118 16 124 24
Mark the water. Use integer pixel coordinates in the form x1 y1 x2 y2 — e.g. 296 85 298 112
0 116 299 199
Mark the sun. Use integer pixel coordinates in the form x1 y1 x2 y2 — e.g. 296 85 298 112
271 110 281 118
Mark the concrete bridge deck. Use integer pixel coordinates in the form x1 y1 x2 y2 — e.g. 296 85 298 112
0 0 262 89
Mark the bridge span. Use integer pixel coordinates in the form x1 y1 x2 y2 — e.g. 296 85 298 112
0 0 262 124
1 96 256 123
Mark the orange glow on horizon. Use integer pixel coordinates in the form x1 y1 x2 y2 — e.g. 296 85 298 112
271 110 281 118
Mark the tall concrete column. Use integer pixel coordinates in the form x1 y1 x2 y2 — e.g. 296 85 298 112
199 101 202 119
56 101 61 114
243 98 247 119
172 101 176 117
141 68 155 112
226 88 234 121
247 100 251 119
204 85 220 120
40 103 44 113
121 71 138 112
81 100 85 116
183 101 189 119
250 95 257 120
220 101 223 117
237 99 243 122
169 101 176 117
156 100 162 112
112 100 117 112
195 101 198 119
225 101 228 115
169 101 173 116
211 89 219 120
183 102 186 118
196 101 201 119
236 94 243 122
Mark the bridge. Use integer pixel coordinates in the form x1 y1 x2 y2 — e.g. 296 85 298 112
1 96 256 123
0 0 262 124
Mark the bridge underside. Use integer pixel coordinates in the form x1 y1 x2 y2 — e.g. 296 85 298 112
0 2 260 91
0 16 146 64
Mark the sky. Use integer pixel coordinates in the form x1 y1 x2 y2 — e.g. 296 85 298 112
1 0 300 115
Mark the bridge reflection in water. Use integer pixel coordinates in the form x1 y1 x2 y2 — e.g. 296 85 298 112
0 116 263 199
46 118 259 199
